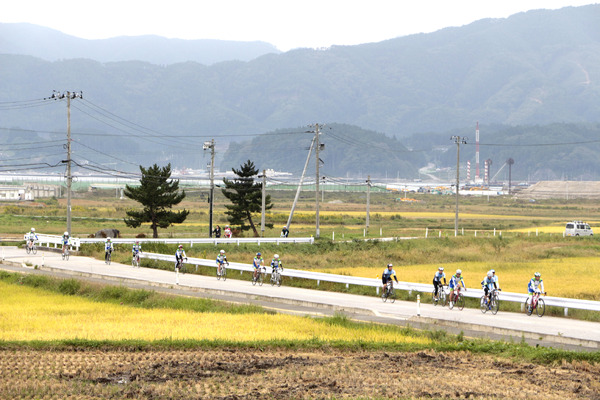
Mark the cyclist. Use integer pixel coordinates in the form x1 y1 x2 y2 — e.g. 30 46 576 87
381 263 399 293
527 272 545 308
491 269 500 290
132 241 142 264
281 226 289 238
433 267 447 302
175 245 187 271
448 269 466 305
26 227 38 250
252 252 264 281
224 225 232 238
104 238 114 262
216 249 229 276
61 231 70 256
481 270 497 306
271 253 283 274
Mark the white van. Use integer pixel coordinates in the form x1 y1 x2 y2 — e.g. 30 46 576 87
565 221 593 237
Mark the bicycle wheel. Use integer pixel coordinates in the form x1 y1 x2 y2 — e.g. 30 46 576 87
439 290 447 307
457 294 465 310
491 295 500 315
217 266 221 280
381 291 387 302
26 245 31 254
525 299 533 316
32 246 37 255
65 251 69 261
432 290 438 305
389 289 396 303
252 272 257 285
480 296 488 313
258 271 264 286
108 254 111 265
270 273 276 286
222 267 227 281
536 298 545 317
277 273 281 287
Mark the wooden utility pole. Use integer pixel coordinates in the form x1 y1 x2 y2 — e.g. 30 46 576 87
451 136 467 236
315 123 321 238
366 175 371 231
203 139 215 237
261 169 266 237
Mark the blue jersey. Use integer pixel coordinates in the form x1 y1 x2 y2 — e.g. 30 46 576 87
216 254 227 265
105 241 113 251
382 269 397 280
528 278 544 293
481 276 495 290
132 244 142 253
253 257 264 268
449 274 465 289
433 271 446 282
62 235 70 245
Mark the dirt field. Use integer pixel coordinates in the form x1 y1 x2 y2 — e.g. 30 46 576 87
1 348 598 399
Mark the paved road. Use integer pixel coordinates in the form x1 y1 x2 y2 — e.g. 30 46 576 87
2 247 599 351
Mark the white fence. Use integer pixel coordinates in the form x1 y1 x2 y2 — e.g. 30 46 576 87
79 237 314 246
140 252 600 315
24 234 81 251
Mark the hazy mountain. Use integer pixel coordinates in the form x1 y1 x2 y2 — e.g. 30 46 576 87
2 5 600 179
0 23 280 65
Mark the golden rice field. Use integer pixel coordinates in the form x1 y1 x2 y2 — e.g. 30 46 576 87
0 282 429 345
317 257 599 300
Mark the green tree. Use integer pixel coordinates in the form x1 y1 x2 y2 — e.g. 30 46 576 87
124 163 190 238
222 160 273 237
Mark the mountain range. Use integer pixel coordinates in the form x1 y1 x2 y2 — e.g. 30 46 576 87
1 5 600 180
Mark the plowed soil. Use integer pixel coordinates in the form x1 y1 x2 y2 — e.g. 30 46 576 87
0 348 598 399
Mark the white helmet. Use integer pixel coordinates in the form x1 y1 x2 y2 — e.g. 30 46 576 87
64 231 69 236
487 271 493 278
534 272 541 277
438 267 444 271
220 249 225 254
456 269 462 275
107 238 111 241
274 254 279 259
31 227 35 232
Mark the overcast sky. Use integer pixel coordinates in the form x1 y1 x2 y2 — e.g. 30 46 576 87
2 0 598 51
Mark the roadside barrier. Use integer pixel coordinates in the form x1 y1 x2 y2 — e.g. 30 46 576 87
80 237 314 246
24 234 81 251
140 252 600 316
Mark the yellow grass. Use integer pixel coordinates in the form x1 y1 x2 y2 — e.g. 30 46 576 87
0 282 430 344
318 257 599 300
296 211 552 220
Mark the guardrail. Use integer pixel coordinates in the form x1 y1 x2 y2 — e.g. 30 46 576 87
23 234 81 251
79 237 314 246
140 252 600 315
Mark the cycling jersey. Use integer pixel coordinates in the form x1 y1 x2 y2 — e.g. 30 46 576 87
433 271 446 282
271 258 282 270
449 274 465 290
105 241 113 251
175 249 187 260
382 269 397 282
528 278 544 294
481 276 496 290
253 257 264 269
216 254 228 265
62 235 70 245
26 232 38 242
132 244 142 254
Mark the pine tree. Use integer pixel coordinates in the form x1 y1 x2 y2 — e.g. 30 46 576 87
124 163 190 238
222 160 273 237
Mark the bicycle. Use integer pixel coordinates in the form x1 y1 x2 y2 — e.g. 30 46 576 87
432 284 447 306
252 267 265 286
217 262 228 281
526 291 546 317
381 280 396 303
105 251 112 265
62 245 70 261
448 286 465 310
132 253 140 268
175 258 187 272
270 268 282 287
480 288 500 315
26 241 37 255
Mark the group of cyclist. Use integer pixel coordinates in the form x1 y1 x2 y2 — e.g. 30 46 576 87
251 252 283 282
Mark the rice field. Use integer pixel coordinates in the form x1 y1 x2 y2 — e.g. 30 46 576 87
316 257 600 300
0 282 430 345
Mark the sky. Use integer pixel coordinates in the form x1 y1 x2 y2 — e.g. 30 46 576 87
2 0 598 51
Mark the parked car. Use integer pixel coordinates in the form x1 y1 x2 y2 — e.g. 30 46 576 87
565 221 593 237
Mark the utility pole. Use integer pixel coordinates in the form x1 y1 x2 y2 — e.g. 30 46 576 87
286 137 315 230
47 91 82 236
451 136 467 236
315 123 321 238
366 175 371 232
203 139 215 237
260 169 266 237
507 158 514 195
